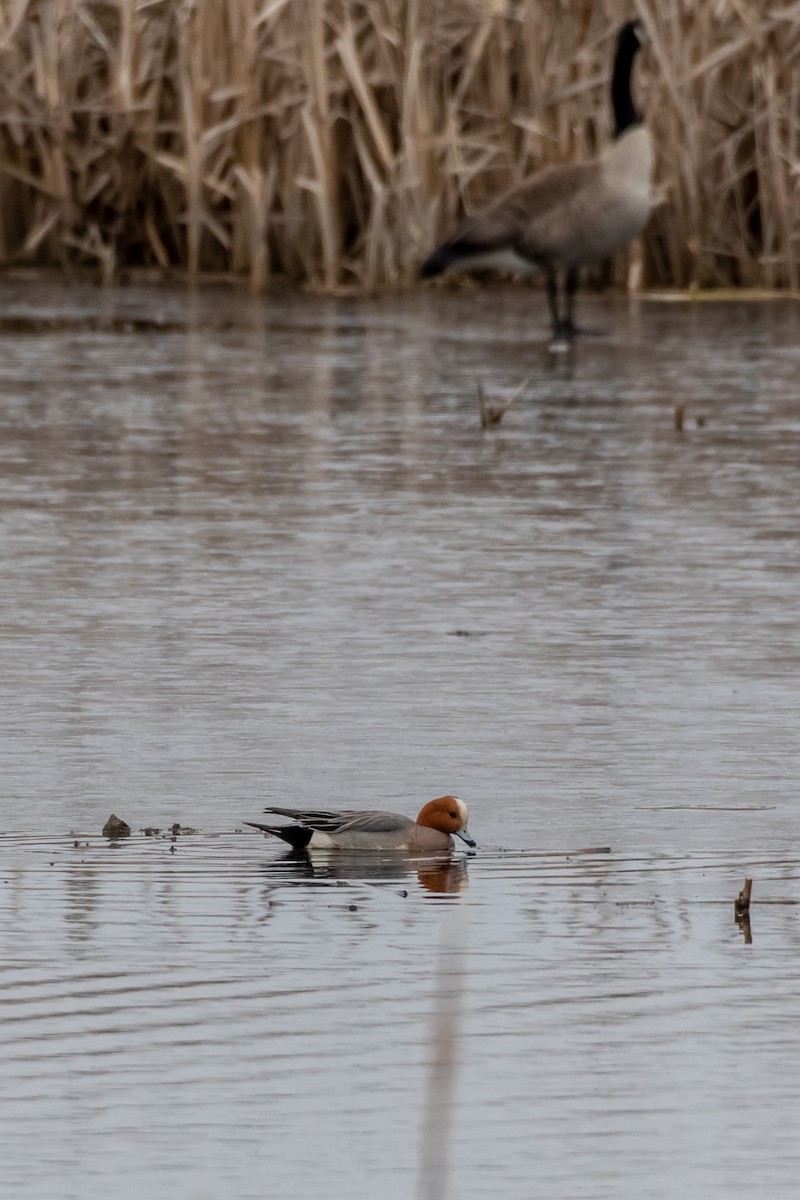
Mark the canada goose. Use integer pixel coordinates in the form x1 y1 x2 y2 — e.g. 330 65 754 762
420 19 652 340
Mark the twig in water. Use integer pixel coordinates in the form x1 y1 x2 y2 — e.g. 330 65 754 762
734 877 753 917
734 877 753 944
478 377 530 428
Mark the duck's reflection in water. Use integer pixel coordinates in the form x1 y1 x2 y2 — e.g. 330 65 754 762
415 857 469 895
261 848 469 895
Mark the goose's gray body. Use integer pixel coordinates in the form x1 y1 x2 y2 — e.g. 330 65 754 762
438 128 652 275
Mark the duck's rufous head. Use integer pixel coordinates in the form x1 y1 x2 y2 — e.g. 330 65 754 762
416 796 475 847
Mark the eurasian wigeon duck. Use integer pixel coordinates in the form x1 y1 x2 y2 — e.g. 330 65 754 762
245 795 475 852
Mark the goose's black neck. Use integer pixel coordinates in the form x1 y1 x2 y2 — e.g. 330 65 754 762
611 22 643 138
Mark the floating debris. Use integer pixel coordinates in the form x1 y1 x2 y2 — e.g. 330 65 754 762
102 814 131 839
674 403 708 431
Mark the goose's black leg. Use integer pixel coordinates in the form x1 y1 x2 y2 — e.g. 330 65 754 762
560 268 580 337
548 269 584 342
546 265 578 336
545 270 562 339
561 267 606 338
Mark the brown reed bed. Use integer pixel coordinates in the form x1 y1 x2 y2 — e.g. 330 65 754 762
0 0 797 291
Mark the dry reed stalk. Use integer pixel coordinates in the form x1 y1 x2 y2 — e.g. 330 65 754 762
0 1 797 290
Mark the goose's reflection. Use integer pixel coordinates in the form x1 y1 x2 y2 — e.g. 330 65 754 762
261 848 469 895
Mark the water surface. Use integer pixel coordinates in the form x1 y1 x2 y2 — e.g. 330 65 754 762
1 280 800 1198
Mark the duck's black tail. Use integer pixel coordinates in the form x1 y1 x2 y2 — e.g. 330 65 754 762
244 820 313 850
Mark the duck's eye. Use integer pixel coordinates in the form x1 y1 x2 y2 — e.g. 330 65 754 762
449 811 457 819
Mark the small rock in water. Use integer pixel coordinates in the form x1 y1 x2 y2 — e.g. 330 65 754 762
102 814 131 839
